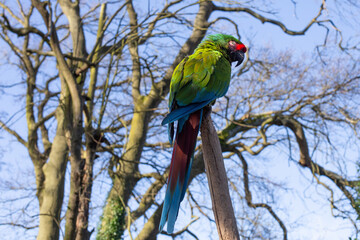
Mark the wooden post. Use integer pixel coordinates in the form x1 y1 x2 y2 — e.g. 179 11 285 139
200 107 240 240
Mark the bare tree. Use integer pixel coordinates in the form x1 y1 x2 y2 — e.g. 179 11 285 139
0 1 359 240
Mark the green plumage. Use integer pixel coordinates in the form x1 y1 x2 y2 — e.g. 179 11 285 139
168 34 241 111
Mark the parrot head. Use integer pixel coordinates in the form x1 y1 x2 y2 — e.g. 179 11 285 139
227 38 247 67
201 34 247 67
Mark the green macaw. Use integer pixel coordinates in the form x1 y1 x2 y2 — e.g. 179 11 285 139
159 34 247 233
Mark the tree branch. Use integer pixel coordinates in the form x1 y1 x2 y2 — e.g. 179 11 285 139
233 149 287 240
126 0 142 100
0 120 27 146
213 0 327 36
200 106 240 240
0 2 24 25
273 116 360 216
0 13 48 41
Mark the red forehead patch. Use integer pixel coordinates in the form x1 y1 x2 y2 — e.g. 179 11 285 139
236 43 247 53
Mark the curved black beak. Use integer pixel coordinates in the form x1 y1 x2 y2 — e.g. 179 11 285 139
231 50 245 67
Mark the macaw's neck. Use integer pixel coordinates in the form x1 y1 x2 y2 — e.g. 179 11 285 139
194 40 231 62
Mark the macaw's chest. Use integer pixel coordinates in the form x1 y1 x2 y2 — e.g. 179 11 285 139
171 50 231 107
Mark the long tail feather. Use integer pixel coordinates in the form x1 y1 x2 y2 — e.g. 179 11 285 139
159 109 203 233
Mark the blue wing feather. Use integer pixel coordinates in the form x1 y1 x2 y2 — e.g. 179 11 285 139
162 99 211 126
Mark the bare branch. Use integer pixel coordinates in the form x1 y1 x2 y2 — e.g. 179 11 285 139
139 0 183 44
0 119 27 146
233 149 288 240
272 116 360 216
0 222 38 230
0 2 24 25
213 0 327 36
0 13 48 41
126 0 142 100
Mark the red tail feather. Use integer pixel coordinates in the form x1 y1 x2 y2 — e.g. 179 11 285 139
159 110 202 233
169 110 201 191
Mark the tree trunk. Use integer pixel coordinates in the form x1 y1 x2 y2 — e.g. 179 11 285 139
37 107 68 240
97 109 149 239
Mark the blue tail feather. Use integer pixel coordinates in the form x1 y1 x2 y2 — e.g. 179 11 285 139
159 110 202 233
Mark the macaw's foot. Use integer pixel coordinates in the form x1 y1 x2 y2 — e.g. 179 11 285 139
203 105 212 119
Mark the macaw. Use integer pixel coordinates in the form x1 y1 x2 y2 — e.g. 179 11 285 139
159 34 247 233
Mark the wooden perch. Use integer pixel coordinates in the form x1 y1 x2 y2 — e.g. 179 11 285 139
200 107 240 240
